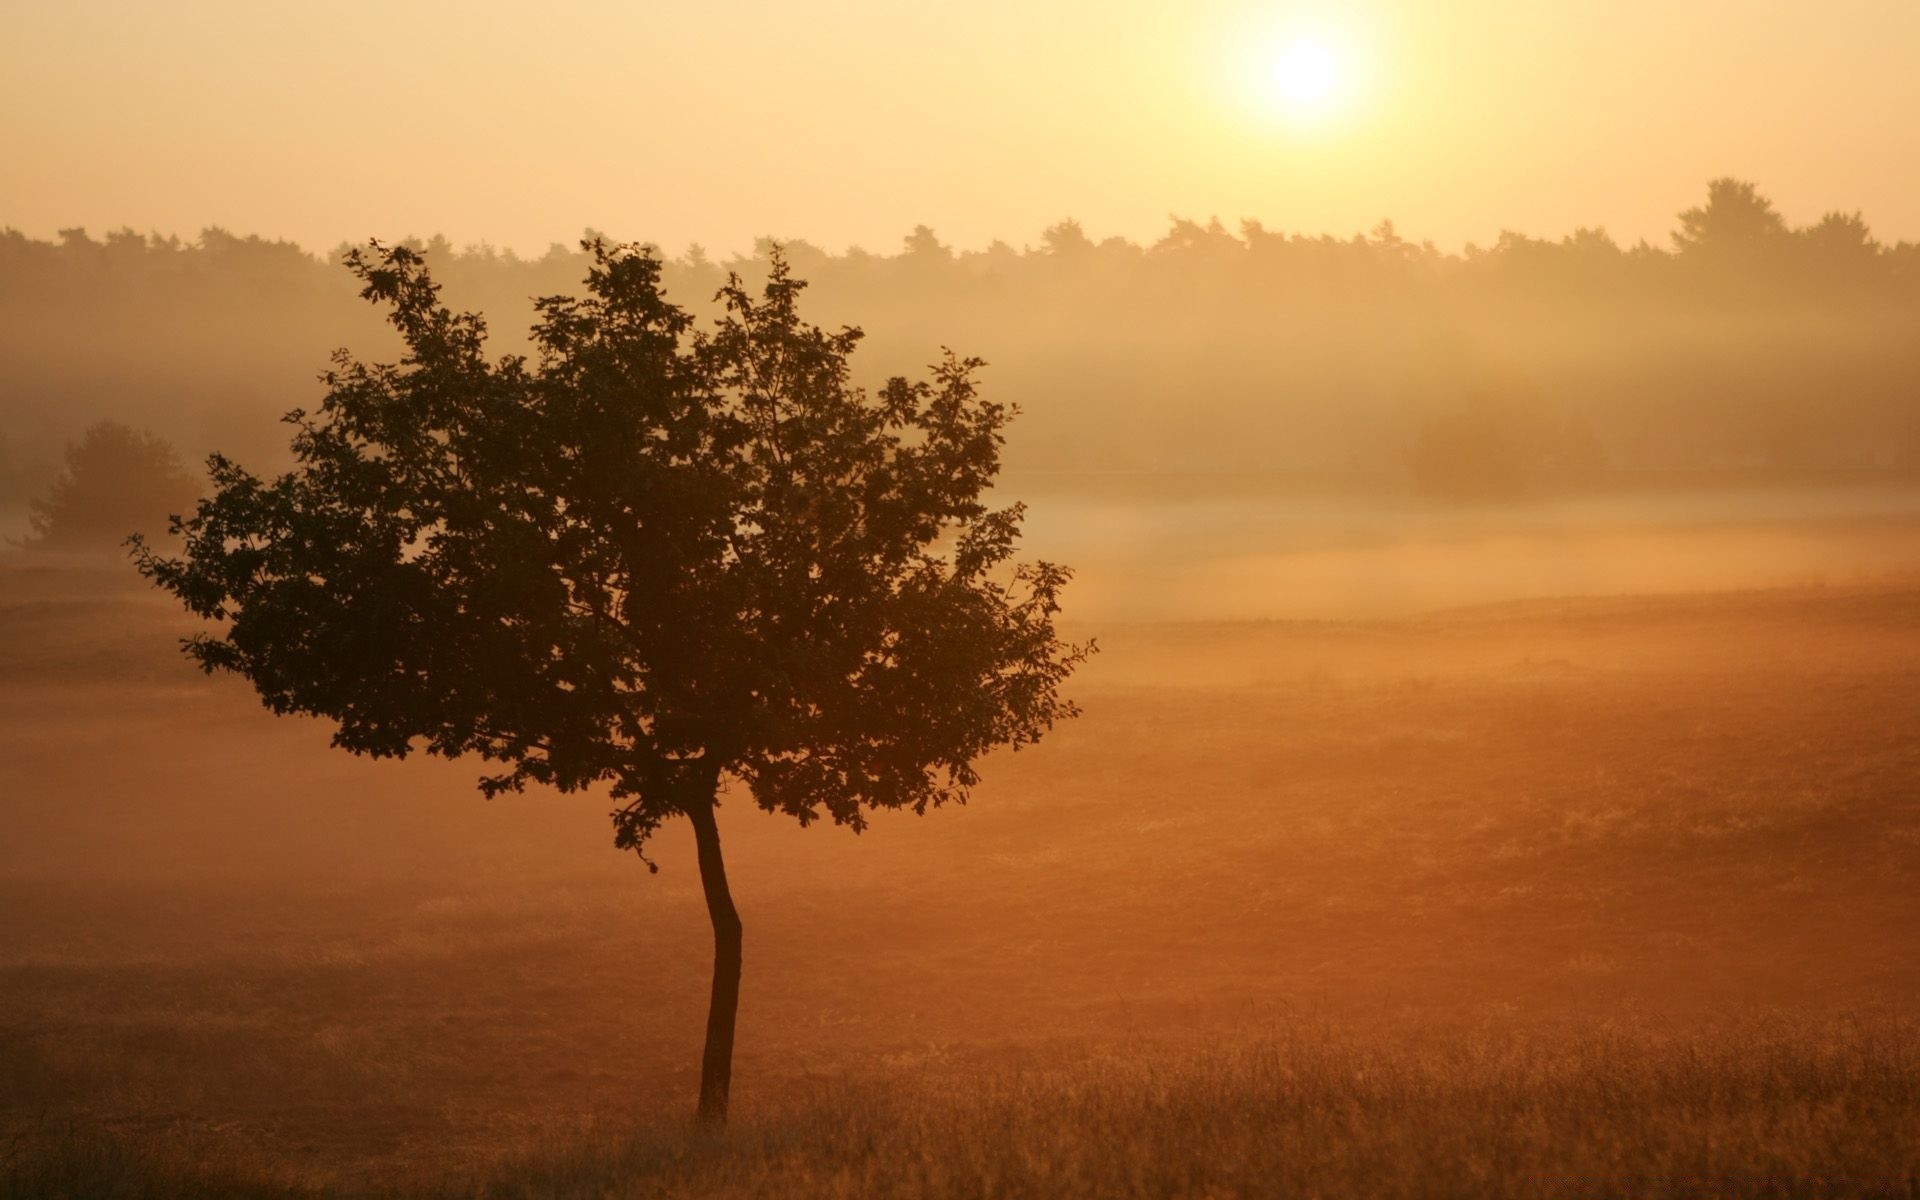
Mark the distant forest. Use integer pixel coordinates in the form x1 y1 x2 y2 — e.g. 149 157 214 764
4 179 1918 505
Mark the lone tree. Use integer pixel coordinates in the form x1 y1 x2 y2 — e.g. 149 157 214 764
22 420 200 550
133 242 1090 1124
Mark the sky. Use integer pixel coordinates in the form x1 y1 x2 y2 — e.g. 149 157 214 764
5 0 1919 257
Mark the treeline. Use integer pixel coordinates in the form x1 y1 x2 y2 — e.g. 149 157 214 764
3 178 1918 506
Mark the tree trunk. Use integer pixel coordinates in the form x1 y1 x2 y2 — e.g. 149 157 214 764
686 789 741 1126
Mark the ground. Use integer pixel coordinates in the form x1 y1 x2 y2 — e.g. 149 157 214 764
1 499 1916 1195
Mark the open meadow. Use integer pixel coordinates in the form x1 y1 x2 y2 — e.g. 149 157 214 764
2 493 1917 1197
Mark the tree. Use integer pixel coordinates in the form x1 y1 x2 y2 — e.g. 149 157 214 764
1040 219 1095 260
901 224 953 262
20 420 200 550
132 241 1090 1125
1799 211 1880 276
1405 384 1602 501
1672 177 1788 259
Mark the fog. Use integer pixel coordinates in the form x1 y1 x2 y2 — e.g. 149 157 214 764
3 180 1918 1195
5 179 1918 506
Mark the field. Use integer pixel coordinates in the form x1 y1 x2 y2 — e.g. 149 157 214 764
2 497 1918 1197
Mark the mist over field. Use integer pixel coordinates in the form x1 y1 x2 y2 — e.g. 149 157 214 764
7 181 1920 501
6 2 1920 1194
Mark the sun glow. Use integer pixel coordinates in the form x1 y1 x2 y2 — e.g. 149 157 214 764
1258 35 1356 124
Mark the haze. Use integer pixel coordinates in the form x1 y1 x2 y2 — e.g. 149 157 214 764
4 3 1919 1197
7 0 1920 256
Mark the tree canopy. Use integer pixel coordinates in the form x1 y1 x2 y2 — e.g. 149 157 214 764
136 240 1088 856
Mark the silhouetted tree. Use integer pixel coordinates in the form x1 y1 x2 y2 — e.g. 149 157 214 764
1799 211 1880 274
133 242 1090 1125
1673 178 1789 259
1041 219 1096 260
20 420 199 549
1407 404 1531 500
1405 386 1601 500
901 224 953 263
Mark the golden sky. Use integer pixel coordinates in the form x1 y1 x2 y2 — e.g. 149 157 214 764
5 0 1917 256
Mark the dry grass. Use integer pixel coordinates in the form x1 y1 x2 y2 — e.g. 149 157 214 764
2 544 1917 1197
8 1019 1919 1198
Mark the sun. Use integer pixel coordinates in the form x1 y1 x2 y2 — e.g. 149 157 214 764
1262 37 1352 121
1275 40 1339 104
